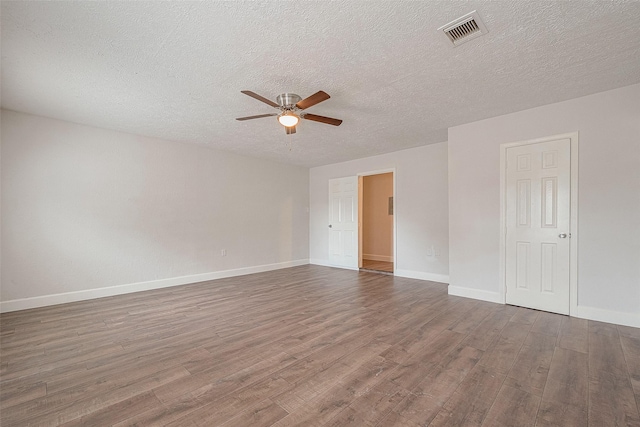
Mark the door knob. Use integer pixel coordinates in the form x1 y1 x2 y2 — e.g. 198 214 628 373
559 233 567 238
328 225 332 228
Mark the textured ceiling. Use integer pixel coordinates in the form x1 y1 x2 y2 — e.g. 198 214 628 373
2 1 640 167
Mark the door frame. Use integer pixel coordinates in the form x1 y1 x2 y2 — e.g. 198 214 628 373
357 168 397 272
499 132 579 316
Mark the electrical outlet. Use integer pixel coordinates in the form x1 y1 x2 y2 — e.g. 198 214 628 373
221 249 227 257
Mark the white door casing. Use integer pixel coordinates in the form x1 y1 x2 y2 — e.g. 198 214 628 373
504 137 571 314
328 177 358 269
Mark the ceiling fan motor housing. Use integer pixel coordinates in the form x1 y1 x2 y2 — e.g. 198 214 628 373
276 93 302 108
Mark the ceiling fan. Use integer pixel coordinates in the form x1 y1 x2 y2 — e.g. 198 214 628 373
236 90 343 135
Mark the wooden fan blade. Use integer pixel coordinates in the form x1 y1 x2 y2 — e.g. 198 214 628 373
240 91 279 108
303 113 342 126
236 113 278 121
296 91 330 110
285 125 296 135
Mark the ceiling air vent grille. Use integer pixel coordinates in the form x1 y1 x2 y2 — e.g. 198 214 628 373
438 11 488 47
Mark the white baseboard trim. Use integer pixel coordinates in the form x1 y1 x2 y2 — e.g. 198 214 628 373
448 285 502 304
309 258 331 267
0 259 310 313
394 269 450 284
575 305 640 329
362 254 393 262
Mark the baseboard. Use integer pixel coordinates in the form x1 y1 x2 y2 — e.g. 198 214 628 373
0 259 310 313
309 258 332 267
362 254 393 262
575 305 640 329
394 269 450 284
447 285 502 304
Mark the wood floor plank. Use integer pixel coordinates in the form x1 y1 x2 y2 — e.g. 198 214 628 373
503 331 556 396
221 399 289 427
589 371 640 427
429 364 505 427
58 391 162 427
589 330 630 381
621 336 640 412
375 410 422 426
530 311 563 337
461 309 513 351
557 316 589 353
272 356 393 426
323 406 369 426
346 379 408 426
158 376 294 427
538 347 588 426
1 265 639 426
477 321 530 375
509 307 540 326
536 400 587 427
619 325 640 340
447 303 494 335
542 347 588 408
272 340 390 413
480 384 540 427
152 351 295 405
391 345 483 425
386 330 466 392
589 319 620 337
588 318 640 427
3 365 190 426
361 259 393 273
0 380 47 410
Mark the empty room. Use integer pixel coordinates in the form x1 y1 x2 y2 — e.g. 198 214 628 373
1 1 639 426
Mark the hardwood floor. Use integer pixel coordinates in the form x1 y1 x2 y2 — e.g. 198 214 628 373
361 259 394 273
1 265 639 426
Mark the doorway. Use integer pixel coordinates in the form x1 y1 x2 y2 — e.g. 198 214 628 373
500 132 579 316
359 172 394 274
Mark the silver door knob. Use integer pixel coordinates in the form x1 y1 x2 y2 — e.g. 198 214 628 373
328 224 332 228
559 233 567 238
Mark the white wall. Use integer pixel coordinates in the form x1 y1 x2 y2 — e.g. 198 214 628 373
448 84 640 327
1 110 309 311
310 142 449 283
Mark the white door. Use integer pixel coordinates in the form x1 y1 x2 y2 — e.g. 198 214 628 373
328 177 358 269
505 138 571 314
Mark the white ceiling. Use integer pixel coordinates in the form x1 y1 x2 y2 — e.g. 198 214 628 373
2 1 640 168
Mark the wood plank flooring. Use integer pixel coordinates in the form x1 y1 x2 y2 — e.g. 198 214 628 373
361 259 394 273
1 265 639 426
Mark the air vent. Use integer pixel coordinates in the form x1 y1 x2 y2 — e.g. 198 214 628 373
438 11 488 47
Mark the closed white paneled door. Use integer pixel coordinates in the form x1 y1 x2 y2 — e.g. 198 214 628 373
328 177 358 269
505 138 571 314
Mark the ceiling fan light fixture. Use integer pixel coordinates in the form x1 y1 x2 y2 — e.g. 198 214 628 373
278 112 299 127
237 90 342 133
